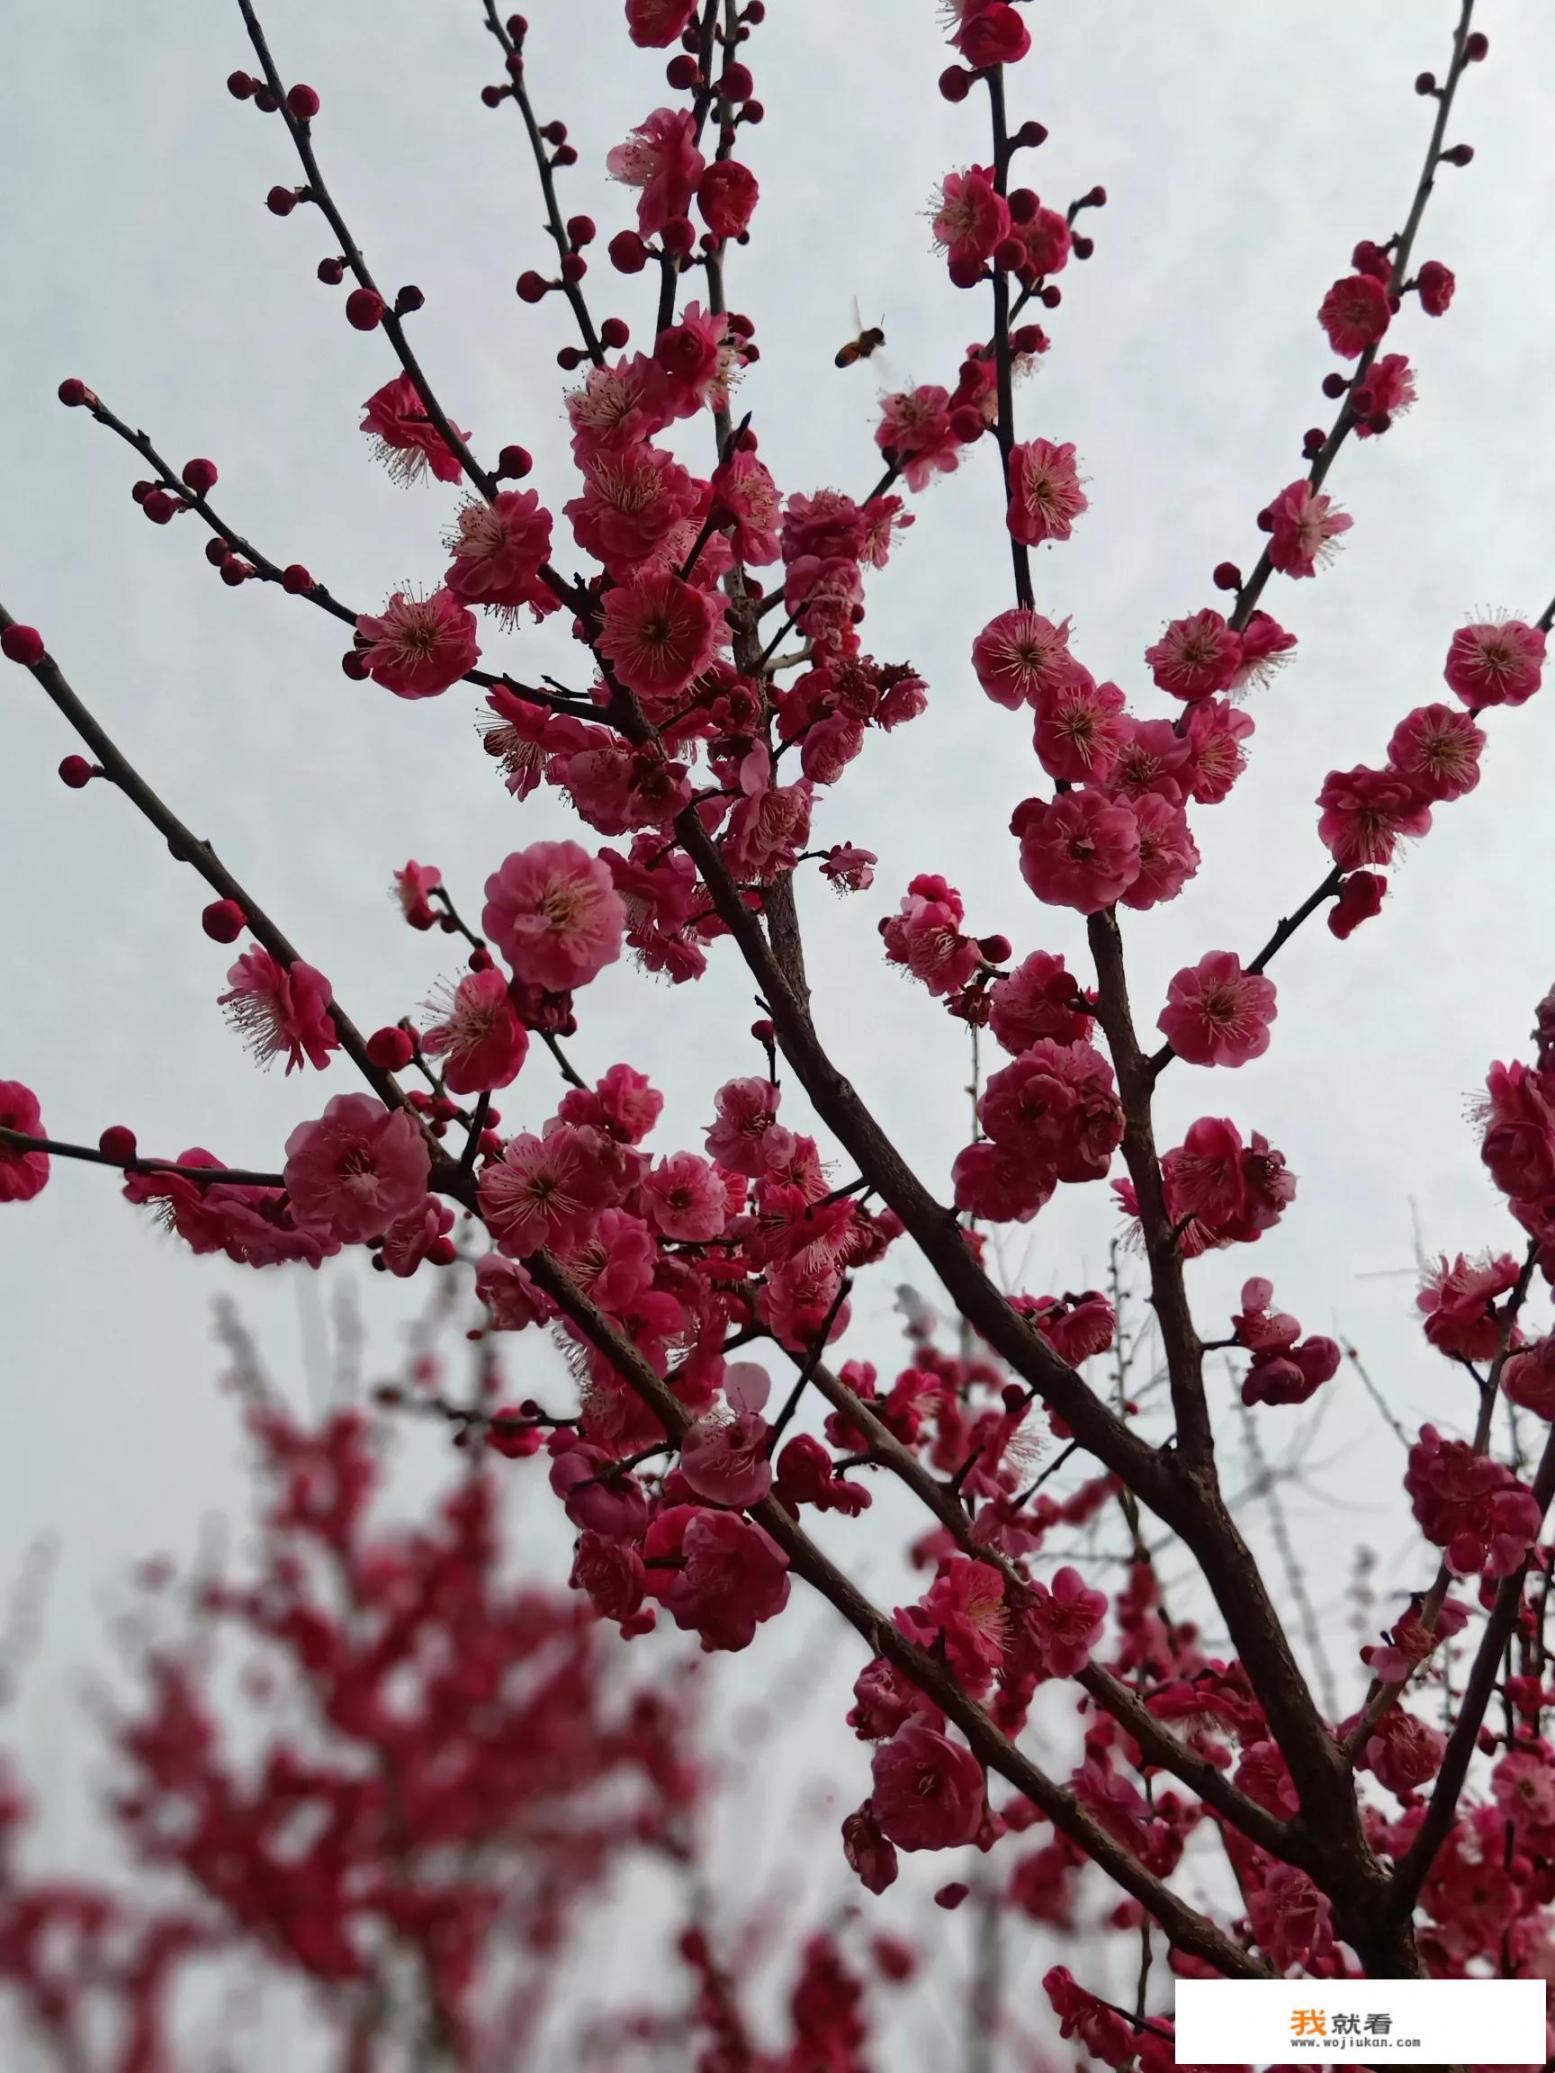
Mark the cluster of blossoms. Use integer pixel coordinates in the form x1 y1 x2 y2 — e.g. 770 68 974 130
13 0 1555 2052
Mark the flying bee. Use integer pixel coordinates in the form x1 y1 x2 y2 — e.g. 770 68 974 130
835 298 887 369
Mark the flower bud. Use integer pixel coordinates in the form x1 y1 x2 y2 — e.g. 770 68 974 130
1 624 46 666
345 287 384 330
201 898 246 943
367 1026 416 1070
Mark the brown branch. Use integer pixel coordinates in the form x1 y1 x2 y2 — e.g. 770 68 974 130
507 1246 1268 1978
0 605 410 1122
236 0 498 504
1227 0 1480 634
0 1129 284 1191
1390 1422 1555 1912
480 3 604 366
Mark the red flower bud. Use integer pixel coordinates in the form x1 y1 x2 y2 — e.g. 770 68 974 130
98 1126 138 1165
201 898 247 943
367 1026 416 1070
344 287 384 330
1 624 46 666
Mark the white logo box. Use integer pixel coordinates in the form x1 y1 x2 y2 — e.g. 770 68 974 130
1174 1978 1547 2065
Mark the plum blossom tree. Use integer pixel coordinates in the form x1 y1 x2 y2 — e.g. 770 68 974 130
6 0 1555 2061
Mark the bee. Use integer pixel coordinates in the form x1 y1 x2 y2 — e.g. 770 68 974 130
835 298 887 370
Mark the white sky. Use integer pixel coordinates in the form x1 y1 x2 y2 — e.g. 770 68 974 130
5 0 1555 2061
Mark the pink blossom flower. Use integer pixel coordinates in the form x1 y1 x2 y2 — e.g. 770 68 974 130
1007 439 1087 546
359 374 468 486
1328 869 1386 939
219 947 337 1074
1182 698 1255 805
473 1251 556 1330
875 386 963 491
820 844 877 893
482 841 626 992
1356 1707 1447 1798
971 608 1077 710
1033 672 1127 785
570 1531 647 1624
710 449 781 564
1387 702 1484 801
776 1432 871 1517
1145 610 1242 701
565 353 671 458
642 1504 790 1651
379 1197 454 1278
1494 1749 1555 1833
1316 765 1432 868
1353 350 1417 435
624 0 698 47
1249 1864 1334 1971
1044 1968 1136 2068
1233 1278 1301 1352
0 1080 49 1202
954 3 1030 69
549 1438 650 1542
1503 1335 1555 1420
988 951 1092 1055
1005 203 1068 283
976 1039 1123 1185
597 572 723 697
951 1139 1055 1223
1231 609 1298 693
392 858 443 927
560 1206 657 1318
1111 717 1192 803
931 166 1010 272
1241 1335 1339 1407
1265 479 1352 579
870 1722 985 1852
1417 1251 1521 1360
1118 793 1200 911
420 968 528 1094
1027 1290 1116 1365
880 875 982 997
566 444 702 573
697 157 759 238
842 1804 899 1894
1444 619 1547 710
481 1123 620 1257
1406 1424 1544 1579
1013 790 1141 913
706 1077 794 1179
722 771 814 883
1481 1062 1555 1205
1022 1566 1107 1678
1317 272 1392 357
1157 951 1277 1068
356 588 480 699
558 1063 664 1145
443 490 556 620
680 1410 773 1508
606 108 705 236
283 1094 430 1244
1417 259 1456 315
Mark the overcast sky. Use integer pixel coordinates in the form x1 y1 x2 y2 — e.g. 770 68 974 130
5 0 1555 2060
